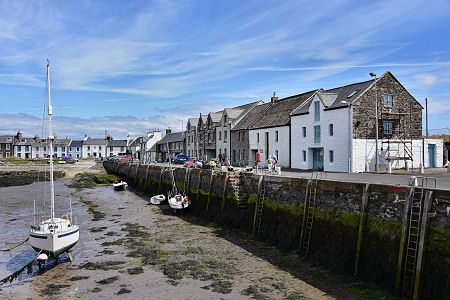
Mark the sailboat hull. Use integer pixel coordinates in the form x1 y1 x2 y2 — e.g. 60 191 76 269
30 226 79 258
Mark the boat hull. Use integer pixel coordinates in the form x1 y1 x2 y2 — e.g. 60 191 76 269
30 227 79 258
113 182 127 191
168 195 190 210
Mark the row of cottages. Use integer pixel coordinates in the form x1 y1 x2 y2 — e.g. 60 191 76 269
182 71 443 172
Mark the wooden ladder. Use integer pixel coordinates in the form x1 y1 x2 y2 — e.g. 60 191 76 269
254 175 266 236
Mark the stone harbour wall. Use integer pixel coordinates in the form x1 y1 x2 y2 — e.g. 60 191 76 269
104 161 450 299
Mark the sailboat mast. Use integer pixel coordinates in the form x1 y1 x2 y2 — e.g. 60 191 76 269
47 61 55 221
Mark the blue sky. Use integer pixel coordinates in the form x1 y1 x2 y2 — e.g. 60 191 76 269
0 0 449 139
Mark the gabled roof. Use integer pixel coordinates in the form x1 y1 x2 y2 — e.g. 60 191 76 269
69 140 83 147
224 108 245 120
157 131 185 144
209 112 223 124
188 118 199 127
324 79 375 110
0 135 14 143
107 140 127 147
83 138 108 145
233 103 270 130
249 90 316 129
54 138 71 146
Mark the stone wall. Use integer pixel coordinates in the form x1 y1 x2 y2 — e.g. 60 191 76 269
104 161 449 299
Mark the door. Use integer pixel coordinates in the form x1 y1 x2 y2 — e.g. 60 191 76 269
313 148 324 170
428 144 436 167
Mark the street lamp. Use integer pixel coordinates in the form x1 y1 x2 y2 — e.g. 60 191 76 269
370 72 379 173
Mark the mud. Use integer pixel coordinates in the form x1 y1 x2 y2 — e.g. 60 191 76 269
97 276 119 284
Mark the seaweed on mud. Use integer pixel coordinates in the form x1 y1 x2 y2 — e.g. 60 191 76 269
78 261 126 271
99 249 115 255
127 267 144 275
41 284 71 296
286 291 310 300
200 280 233 294
180 247 206 255
101 238 127 247
69 276 89 281
117 287 132 295
272 282 286 290
160 260 220 282
126 247 168 266
112 214 122 217
121 223 150 238
97 276 119 285
240 285 270 300
91 287 102 293
78 198 105 221
67 173 96 189
90 226 107 232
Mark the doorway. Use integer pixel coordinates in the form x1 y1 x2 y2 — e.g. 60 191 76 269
312 148 324 170
428 144 436 167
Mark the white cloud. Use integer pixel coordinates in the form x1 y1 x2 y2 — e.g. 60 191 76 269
414 73 439 88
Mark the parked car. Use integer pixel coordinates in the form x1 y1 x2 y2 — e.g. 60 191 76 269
118 155 132 161
173 154 189 164
184 157 203 168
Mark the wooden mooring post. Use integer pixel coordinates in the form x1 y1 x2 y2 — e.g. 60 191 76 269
354 183 370 277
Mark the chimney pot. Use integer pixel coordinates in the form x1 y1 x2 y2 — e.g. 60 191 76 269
271 92 278 102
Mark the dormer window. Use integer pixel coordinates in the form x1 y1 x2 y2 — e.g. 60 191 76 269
384 94 393 108
314 102 320 121
347 90 358 98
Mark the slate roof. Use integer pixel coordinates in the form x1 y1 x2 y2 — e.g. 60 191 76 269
32 139 49 146
107 140 128 147
233 103 270 130
188 118 199 128
324 79 375 109
224 108 245 120
157 131 185 144
83 138 108 145
15 137 34 145
53 138 71 146
249 90 316 129
69 140 83 147
0 135 14 143
209 112 223 124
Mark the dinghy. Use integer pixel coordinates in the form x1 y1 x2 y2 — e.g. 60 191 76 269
165 144 190 212
150 194 166 205
113 181 128 191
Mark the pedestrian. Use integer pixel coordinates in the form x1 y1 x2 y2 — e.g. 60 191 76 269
267 157 273 172
218 153 222 163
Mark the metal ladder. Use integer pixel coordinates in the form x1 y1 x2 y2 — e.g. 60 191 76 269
255 175 266 236
402 176 436 298
300 172 325 257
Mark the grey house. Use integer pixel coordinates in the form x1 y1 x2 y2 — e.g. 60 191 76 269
0 135 14 158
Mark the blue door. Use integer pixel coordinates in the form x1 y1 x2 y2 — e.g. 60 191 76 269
428 144 436 168
313 148 324 170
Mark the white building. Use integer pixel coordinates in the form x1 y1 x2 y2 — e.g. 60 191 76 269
290 72 444 172
106 140 128 157
186 118 199 157
82 137 107 159
248 91 316 168
128 130 162 162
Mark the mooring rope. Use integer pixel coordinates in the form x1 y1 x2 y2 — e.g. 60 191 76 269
0 237 29 252
0 249 42 285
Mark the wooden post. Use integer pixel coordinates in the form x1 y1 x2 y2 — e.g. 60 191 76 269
395 187 413 294
196 169 202 201
413 190 433 300
221 172 229 212
206 171 215 212
299 179 311 252
252 175 264 235
354 184 370 276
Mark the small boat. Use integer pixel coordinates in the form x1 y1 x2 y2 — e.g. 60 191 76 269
30 61 79 259
150 194 166 205
113 181 128 191
168 193 190 210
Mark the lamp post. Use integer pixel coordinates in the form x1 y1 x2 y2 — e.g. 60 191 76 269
370 72 379 172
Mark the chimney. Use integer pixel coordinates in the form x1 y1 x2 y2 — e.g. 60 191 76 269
166 127 172 135
271 92 278 102
53 133 57 139
127 134 131 145
83 135 88 141
17 130 22 139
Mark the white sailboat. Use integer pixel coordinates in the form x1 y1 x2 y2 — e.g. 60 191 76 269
29 61 79 258
166 143 190 211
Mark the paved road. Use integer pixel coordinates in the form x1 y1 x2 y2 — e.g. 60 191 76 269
137 162 450 190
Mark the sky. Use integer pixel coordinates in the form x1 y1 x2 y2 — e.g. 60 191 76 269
0 0 449 139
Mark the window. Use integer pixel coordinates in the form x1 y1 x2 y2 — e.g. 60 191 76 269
208 133 211 143
329 150 334 163
219 149 222 155
314 101 320 121
219 131 222 140
87 146 90 150
54 147 57 152
120 147 124 152
224 115 227 126
238 131 241 141
17 153 21 158
110 147 113 151
329 124 334 136
224 131 227 142
224 148 227 157
17 145 21 151
275 130 278 142
314 125 321 143
257 133 260 143
383 121 393 135
76 147 80 152
36 147 39 151
25 146 29 151
6 144 10 150
384 94 393 108
62 147 66 151
44 147 47 151
303 150 306 161
302 127 306 137
275 150 279 160
6 137 12 142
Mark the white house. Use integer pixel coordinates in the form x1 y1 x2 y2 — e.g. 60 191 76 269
248 91 316 168
106 140 128 157
82 137 107 159
291 72 444 172
128 130 162 162
186 118 199 158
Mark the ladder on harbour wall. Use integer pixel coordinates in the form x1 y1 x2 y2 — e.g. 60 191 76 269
299 172 326 257
229 173 247 209
401 176 436 299
253 175 266 236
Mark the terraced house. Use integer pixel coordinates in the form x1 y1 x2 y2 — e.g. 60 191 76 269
0 135 14 158
290 71 443 172
186 118 199 158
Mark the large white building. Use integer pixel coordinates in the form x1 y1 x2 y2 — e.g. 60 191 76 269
82 137 107 159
